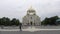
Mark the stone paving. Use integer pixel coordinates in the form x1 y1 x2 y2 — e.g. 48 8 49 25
0 26 60 34
0 30 60 34
0 26 60 32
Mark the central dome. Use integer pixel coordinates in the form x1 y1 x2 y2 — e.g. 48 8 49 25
27 6 36 13
27 6 36 15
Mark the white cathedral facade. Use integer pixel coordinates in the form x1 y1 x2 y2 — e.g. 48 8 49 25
22 7 41 26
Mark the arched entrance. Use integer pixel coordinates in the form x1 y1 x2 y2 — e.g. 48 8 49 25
30 22 33 26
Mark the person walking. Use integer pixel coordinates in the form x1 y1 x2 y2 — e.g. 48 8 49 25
19 23 22 31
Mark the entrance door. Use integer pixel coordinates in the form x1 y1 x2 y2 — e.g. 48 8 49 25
30 22 33 26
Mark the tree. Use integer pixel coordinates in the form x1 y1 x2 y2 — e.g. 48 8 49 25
41 16 59 25
49 16 59 25
0 17 21 26
0 18 1 25
11 18 20 26
0 17 11 26
41 17 50 25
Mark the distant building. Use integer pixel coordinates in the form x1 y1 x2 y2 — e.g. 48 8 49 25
55 19 60 25
22 7 41 26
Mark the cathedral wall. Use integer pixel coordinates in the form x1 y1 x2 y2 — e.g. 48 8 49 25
22 15 41 26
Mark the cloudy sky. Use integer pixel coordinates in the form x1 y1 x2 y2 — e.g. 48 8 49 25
0 0 60 22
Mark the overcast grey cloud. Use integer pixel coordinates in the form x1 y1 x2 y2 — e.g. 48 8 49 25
0 0 60 22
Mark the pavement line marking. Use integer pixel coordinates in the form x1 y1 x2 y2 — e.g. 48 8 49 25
0 29 60 31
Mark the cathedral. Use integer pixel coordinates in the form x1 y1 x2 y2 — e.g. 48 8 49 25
22 7 41 26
